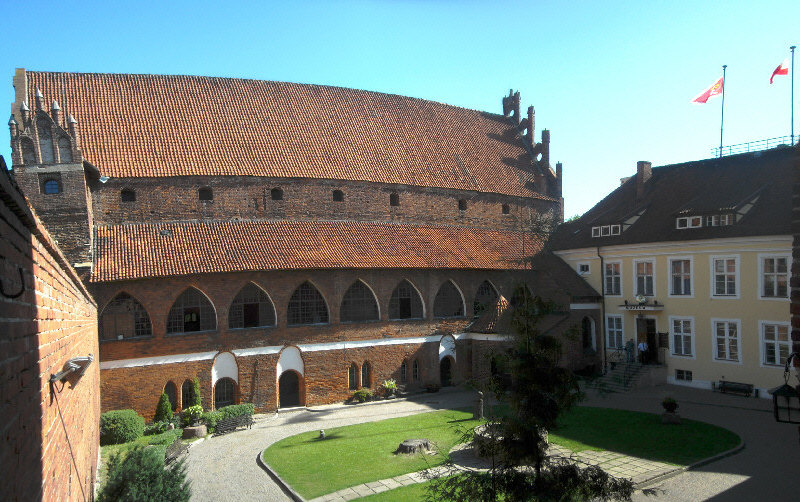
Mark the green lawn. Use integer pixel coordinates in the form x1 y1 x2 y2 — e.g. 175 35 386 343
358 481 433 502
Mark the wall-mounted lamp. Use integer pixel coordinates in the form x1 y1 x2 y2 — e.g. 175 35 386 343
769 352 800 424
49 354 94 383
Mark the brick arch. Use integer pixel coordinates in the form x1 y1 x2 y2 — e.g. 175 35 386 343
286 280 329 325
98 291 153 341
433 279 465 318
228 281 277 329
388 278 425 320
165 286 217 334
340 279 380 322
473 280 499 317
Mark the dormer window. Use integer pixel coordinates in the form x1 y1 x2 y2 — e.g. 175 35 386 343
332 190 344 202
198 187 213 201
591 224 620 237
271 188 283 201
707 214 734 226
390 192 400 207
676 216 702 229
121 189 136 202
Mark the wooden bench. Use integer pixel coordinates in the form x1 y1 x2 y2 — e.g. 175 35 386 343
717 380 754 397
213 414 254 436
164 437 189 465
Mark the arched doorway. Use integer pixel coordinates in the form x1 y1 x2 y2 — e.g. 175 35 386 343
440 356 454 387
279 371 301 408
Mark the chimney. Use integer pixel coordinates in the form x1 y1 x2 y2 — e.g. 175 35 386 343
636 161 652 200
525 106 535 147
540 129 550 166
51 100 61 125
502 89 521 123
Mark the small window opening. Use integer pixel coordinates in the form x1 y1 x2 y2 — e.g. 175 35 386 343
333 190 344 202
458 199 467 211
41 176 62 195
390 192 400 207
121 189 136 202
271 188 283 201
199 187 213 201
502 204 510 215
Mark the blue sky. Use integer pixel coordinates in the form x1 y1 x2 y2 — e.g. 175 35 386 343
2 0 798 217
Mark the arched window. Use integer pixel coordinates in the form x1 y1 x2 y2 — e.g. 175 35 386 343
458 199 467 211
390 192 399 207
121 189 136 202
412 360 419 381
287 282 328 325
21 138 36 165
38 122 54 163
181 379 196 408
58 137 72 163
388 280 424 320
166 288 216 334
42 178 61 195
332 190 344 202
340 280 379 323
473 281 499 317
502 204 510 215
400 360 407 384
214 377 236 409
510 284 534 308
100 292 152 340
433 280 465 318
582 317 594 351
348 363 358 390
198 187 213 201
164 381 178 412
229 283 276 329
361 362 371 388
271 187 283 200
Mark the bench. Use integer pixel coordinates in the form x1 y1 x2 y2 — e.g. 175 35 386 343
164 437 189 465
213 414 254 436
717 380 754 397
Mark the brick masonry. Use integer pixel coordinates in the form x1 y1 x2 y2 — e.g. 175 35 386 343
0 157 99 502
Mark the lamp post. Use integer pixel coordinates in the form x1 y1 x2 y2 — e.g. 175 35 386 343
769 352 800 445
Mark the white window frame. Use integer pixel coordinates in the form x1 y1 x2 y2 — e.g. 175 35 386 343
676 216 702 229
758 253 790 301
711 318 742 364
604 261 622 297
591 225 621 237
710 255 740 299
633 259 656 297
577 262 591 276
669 316 695 359
591 227 601 237
759 320 792 367
668 256 694 298
605 315 624 349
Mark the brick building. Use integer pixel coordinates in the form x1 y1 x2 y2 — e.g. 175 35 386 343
8 69 601 420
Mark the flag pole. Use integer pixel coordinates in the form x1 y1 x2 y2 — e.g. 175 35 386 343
720 65 727 157
791 46 796 144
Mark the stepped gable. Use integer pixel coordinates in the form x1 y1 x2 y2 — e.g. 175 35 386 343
91 220 542 282
24 71 548 199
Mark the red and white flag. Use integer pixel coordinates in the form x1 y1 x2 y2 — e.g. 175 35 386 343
770 58 789 84
691 77 724 104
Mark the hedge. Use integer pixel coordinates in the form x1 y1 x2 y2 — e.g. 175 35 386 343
201 403 254 432
100 410 145 446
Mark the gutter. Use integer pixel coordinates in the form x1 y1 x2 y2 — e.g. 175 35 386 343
597 246 607 374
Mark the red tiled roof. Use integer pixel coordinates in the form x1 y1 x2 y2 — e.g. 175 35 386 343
91 220 540 282
26 71 546 199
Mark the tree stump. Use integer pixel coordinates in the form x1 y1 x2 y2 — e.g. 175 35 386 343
395 439 432 454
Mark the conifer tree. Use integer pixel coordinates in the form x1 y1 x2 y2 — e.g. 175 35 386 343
154 392 173 423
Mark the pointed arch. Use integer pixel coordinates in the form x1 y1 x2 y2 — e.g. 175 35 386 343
166 287 217 334
510 284 534 308
57 136 72 162
181 379 196 409
340 280 379 323
276 346 304 377
348 363 359 390
99 292 152 341
21 137 36 165
214 377 237 409
473 280 499 317
212 351 238 385
361 361 371 388
229 282 276 329
163 381 178 412
433 280 465 318
388 279 424 320
37 121 54 163
287 281 329 325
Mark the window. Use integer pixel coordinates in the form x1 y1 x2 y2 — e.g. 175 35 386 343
591 225 621 237
581 317 594 351
712 257 738 297
287 282 329 325
361 362 371 388
412 360 419 381
38 122 54 163
713 320 740 362
634 260 654 296
400 360 407 384
214 378 236 409
473 281 498 317
100 292 153 340
40 173 62 195
164 382 178 412
671 317 693 356
510 284 533 308
761 256 789 298
502 204 510 215
121 189 136 202
458 199 467 211
58 137 72 162
271 188 283 200
676 216 702 229
675 370 693 381
182 380 195 408
606 315 623 349
348 363 358 390
198 187 213 201
166 288 216 334
707 214 734 226
390 192 400 207
604 262 621 296
388 280 424 320
577 263 590 275
229 283 276 329
332 189 344 202
21 138 36 165
670 259 692 296
340 280 379 322
762 322 791 366
433 280 465 318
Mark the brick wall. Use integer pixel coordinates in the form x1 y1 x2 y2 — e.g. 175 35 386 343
0 157 99 502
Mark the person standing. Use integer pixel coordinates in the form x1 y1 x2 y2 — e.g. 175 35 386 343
637 340 648 364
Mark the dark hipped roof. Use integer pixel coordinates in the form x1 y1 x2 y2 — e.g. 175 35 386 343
550 146 797 250
24 71 550 199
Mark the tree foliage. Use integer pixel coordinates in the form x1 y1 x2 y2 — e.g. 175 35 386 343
191 377 202 407
98 446 190 502
426 286 635 502
154 392 173 423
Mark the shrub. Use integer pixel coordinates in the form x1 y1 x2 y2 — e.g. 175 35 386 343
191 378 202 407
662 397 678 413
217 403 255 419
144 421 171 436
97 446 190 502
352 389 373 403
100 410 145 446
382 379 397 393
154 392 173 423
201 411 223 433
181 405 203 427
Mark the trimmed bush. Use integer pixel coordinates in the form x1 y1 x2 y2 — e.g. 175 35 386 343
144 421 172 436
154 392 173 423
352 389 373 403
100 410 145 446
181 405 203 427
201 411 223 433
218 403 254 418
191 378 202 407
97 445 190 501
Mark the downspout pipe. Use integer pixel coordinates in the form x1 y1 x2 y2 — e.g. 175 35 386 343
597 246 607 374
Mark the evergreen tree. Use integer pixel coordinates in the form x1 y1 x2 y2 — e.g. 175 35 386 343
191 377 202 407
154 392 173 423
98 446 190 502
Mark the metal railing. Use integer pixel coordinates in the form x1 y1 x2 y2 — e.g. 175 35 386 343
712 136 796 157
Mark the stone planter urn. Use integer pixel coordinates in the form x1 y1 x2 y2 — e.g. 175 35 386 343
182 424 207 439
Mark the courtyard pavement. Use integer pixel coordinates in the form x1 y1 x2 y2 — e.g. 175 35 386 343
185 384 800 501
